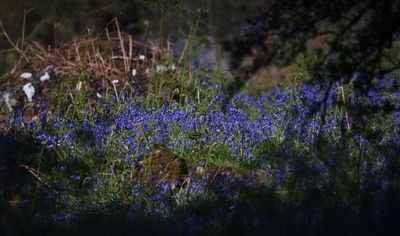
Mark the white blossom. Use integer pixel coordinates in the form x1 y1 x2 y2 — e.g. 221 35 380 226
43 65 60 76
111 80 119 85
53 67 60 76
131 69 137 77
40 72 50 82
76 81 82 91
42 65 53 72
139 54 145 61
96 92 102 98
3 92 16 111
20 72 32 80
22 83 35 102
156 65 168 73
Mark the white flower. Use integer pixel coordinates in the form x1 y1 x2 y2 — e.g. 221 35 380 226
111 80 119 85
20 72 32 80
76 81 82 91
53 67 60 76
22 83 35 102
43 65 60 76
40 72 50 82
42 65 53 72
145 69 150 75
139 54 145 61
3 92 16 111
131 69 137 77
156 65 168 73
170 64 176 71
96 92 102 98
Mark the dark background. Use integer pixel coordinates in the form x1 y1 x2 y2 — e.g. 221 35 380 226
0 0 267 74
1 0 400 97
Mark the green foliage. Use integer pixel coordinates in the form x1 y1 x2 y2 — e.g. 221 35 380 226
1 5 400 232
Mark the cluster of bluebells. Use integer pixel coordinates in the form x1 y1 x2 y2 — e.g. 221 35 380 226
37 79 399 155
3 66 400 229
47 86 334 154
32 78 398 178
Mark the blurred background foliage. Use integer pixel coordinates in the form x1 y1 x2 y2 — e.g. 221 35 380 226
223 0 400 101
0 0 267 75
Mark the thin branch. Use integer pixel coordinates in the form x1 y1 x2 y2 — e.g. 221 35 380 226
0 21 30 63
19 164 59 194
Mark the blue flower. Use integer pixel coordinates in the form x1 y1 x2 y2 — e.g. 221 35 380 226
71 175 81 181
36 134 48 142
82 119 90 132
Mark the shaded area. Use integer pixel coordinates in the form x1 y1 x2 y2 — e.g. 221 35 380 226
224 0 400 102
1 115 400 235
0 0 267 75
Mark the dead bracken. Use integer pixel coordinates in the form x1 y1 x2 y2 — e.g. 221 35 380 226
0 19 165 121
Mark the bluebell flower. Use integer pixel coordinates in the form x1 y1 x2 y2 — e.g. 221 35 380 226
82 119 90 132
71 175 81 181
36 134 48 142
55 214 66 222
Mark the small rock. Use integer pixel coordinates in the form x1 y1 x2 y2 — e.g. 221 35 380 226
140 147 190 188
